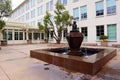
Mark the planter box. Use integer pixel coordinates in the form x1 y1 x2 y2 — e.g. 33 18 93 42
1 40 7 46
101 42 108 47
27 40 32 44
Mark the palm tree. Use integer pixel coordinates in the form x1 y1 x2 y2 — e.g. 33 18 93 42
38 2 73 44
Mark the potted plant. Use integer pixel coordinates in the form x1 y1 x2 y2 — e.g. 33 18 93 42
100 35 108 47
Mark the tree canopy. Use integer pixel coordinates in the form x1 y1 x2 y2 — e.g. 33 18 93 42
38 2 73 44
0 0 12 30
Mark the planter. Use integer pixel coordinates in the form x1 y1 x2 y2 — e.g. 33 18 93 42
101 42 108 47
1 40 7 46
27 40 32 44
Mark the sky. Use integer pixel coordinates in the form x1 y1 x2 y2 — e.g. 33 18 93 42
12 0 24 10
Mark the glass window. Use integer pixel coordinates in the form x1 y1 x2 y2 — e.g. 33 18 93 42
80 5 87 19
41 33 44 39
19 32 23 40
31 0 36 7
50 0 53 10
107 24 116 40
73 0 78 3
73 8 79 20
38 6 43 16
31 9 35 18
58 0 67 5
96 25 104 40
34 33 40 40
106 0 116 15
63 0 67 5
29 33 32 40
46 2 49 11
15 32 19 40
96 1 104 16
26 12 29 20
63 29 67 39
81 27 87 40
8 32 12 40
37 0 43 3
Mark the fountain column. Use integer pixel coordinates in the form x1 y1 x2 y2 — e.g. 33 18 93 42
66 21 84 56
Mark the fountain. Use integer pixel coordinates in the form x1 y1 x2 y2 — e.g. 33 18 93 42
30 21 116 75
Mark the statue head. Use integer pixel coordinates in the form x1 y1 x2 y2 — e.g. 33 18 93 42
71 21 78 32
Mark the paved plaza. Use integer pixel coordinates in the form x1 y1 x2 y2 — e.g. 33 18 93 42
0 44 120 80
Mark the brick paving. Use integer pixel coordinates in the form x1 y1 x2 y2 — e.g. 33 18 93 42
0 44 120 80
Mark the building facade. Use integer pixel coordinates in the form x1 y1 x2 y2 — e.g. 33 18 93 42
5 0 120 46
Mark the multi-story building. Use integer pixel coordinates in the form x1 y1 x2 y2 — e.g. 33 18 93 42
4 0 120 46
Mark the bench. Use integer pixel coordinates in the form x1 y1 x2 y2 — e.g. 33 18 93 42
82 43 97 46
112 44 120 47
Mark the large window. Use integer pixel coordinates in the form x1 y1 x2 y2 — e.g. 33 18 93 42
73 0 78 3
38 6 43 16
46 0 53 11
26 12 29 20
50 0 53 10
58 0 67 5
34 33 40 40
37 0 43 3
73 8 79 20
81 27 87 40
19 32 23 40
96 1 104 16
8 32 12 40
106 0 116 15
80 5 87 19
31 0 36 7
31 9 35 18
15 32 19 40
107 24 116 40
96 25 104 40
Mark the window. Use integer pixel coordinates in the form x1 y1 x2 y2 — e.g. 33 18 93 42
96 1 104 16
34 33 40 40
46 0 53 11
63 0 67 5
46 2 49 11
31 0 35 7
50 0 53 10
80 5 87 19
8 32 12 40
38 6 43 16
96 25 104 40
73 0 78 3
29 33 32 40
19 32 23 40
58 0 67 5
31 21 36 26
41 33 44 39
107 24 116 40
49 31 53 40
63 29 67 40
15 32 19 40
31 9 35 18
26 12 29 20
73 8 79 20
81 27 87 40
26 2 30 10
37 0 43 3
106 0 116 15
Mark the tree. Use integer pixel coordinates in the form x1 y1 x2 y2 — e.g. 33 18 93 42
38 2 73 44
38 15 49 43
0 0 12 40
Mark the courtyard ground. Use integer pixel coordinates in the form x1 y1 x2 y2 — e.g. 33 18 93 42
0 44 120 80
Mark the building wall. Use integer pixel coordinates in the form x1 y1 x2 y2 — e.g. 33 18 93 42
8 0 120 45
